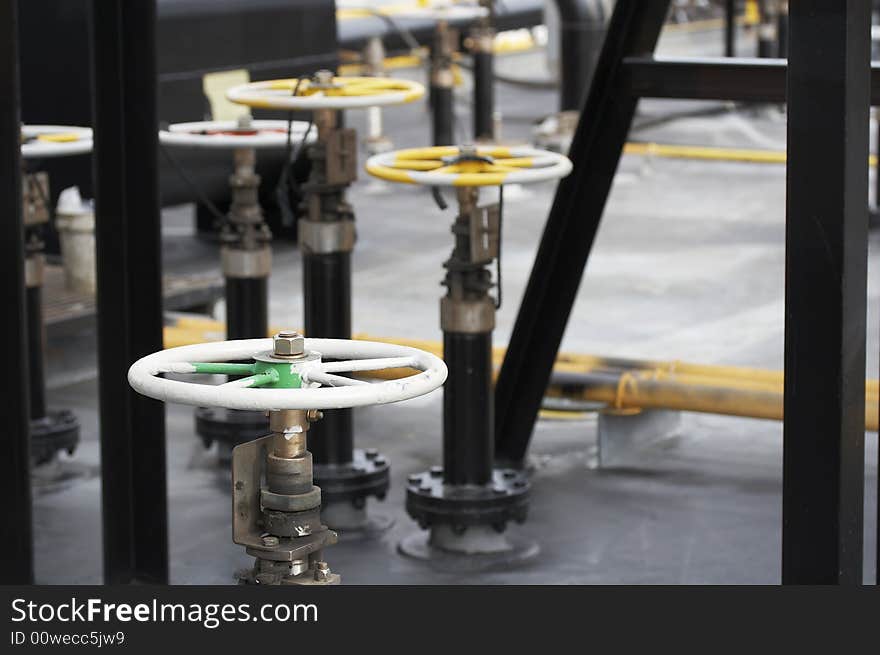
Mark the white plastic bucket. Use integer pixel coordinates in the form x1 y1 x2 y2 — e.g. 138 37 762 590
55 187 96 295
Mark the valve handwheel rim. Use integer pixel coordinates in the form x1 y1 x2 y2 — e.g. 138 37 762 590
337 1 489 22
365 145 573 187
160 119 314 149
226 75 426 110
21 125 93 159
128 337 447 411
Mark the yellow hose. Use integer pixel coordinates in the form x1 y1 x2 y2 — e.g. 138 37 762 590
162 318 879 429
625 142 879 168
557 370 879 432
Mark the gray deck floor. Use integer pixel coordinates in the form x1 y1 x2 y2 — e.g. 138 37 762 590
32 22 879 584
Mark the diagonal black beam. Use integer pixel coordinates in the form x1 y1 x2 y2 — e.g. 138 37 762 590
782 0 868 585
92 0 168 584
622 56 880 105
494 0 671 465
0 0 33 584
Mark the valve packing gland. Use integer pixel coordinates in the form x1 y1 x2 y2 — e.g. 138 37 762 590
440 296 495 333
221 246 272 278
261 486 322 513
25 253 45 288
298 219 357 255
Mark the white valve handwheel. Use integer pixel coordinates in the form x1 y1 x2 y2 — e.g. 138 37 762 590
21 125 93 159
128 338 447 411
226 76 425 111
365 145 573 187
160 119 314 149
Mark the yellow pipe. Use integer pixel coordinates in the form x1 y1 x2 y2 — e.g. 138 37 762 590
625 142 879 168
560 370 879 432
162 318 879 415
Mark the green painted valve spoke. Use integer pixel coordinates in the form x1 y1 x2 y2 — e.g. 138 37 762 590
254 360 302 389
191 362 257 375
247 369 282 388
187 360 302 389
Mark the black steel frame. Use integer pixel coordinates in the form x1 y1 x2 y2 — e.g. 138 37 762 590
0 0 34 585
494 0 874 583
782 0 868 585
92 0 168 584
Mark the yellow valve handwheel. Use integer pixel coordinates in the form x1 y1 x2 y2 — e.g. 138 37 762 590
365 145 573 187
226 75 425 111
21 125 93 159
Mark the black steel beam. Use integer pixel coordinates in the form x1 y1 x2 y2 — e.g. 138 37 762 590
782 0 868 585
623 56 880 106
494 0 671 465
0 0 34 585
92 0 168 584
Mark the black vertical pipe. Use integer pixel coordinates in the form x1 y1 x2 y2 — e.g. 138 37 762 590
782 0 868 585
724 0 736 57
443 332 493 486
473 49 494 141
226 276 268 340
432 85 455 147
0 0 34 585
26 283 46 420
556 0 607 112
304 252 353 465
876 120 880 219
495 0 670 465
756 0 775 59
776 6 788 58
93 0 168 584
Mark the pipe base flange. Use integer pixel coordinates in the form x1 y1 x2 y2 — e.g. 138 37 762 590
313 448 390 504
31 409 80 466
321 502 395 541
405 467 530 532
195 407 269 462
398 526 540 572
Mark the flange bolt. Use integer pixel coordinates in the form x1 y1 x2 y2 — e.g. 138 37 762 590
314 561 332 582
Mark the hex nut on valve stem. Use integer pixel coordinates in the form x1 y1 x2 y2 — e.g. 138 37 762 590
274 331 305 357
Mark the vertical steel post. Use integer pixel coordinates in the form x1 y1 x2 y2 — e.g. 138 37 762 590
495 0 670 465
0 0 34 584
782 0 869 585
92 0 168 584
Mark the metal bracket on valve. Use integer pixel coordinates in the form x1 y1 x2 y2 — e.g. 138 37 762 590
325 128 359 186
232 431 339 584
468 203 500 264
23 172 49 226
